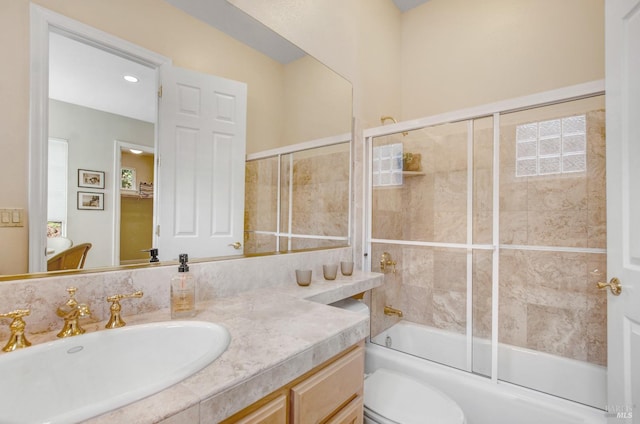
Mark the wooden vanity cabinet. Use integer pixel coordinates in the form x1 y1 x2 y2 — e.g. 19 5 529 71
290 345 364 423
324 396 363 424
221 342 364 424
233 395 287 424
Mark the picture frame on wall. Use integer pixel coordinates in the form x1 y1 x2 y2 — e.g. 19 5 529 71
78 169 105 189
77 192 104 210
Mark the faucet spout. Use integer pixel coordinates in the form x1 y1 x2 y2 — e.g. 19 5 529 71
384 305 403 318
56 287 91 338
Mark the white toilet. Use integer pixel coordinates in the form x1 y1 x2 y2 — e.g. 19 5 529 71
330 298 466 424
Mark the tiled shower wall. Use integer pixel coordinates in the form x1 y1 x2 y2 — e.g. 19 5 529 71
245 146 350 254
371 96 607 367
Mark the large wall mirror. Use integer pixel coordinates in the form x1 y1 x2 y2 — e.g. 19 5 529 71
6 1 351 279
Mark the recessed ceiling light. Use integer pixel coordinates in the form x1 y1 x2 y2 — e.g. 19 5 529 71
123 75 139 83
129 149 143 155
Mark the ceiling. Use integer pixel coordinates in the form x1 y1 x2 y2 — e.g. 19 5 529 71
393 0 431 12
49 31 157 123
166 0 305 64
48 0 431 123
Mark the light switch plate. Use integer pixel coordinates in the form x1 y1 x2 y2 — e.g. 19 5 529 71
0 209 24 227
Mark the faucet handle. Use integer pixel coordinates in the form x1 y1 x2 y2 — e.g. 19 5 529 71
0 309 32 352
105 290 143 329
0 309 30 320
380 252 397 273
63 286 79 308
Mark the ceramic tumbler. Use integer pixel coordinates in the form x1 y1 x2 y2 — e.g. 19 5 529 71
323 264 338 280
295 269 312 286
340 261 354 276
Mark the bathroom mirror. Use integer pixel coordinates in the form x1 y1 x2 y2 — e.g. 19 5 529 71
3 1 352 279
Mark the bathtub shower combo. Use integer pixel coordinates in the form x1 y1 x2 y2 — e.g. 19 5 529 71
363 83 607 423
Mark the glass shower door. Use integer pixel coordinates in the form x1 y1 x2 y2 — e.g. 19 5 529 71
365 89 606 409
497 95 607 408
368 118 493 377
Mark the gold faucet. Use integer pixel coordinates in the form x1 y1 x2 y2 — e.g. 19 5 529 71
384 305 403 318
380 252 396 273
56 287 92 338
0 309 32 352
105 290 144 329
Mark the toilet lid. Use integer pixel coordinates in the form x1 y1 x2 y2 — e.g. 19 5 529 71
364 368 465 424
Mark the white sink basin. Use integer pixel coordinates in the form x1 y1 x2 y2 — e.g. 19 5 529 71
0 320 230 423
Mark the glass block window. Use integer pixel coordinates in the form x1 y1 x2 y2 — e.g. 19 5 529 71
516 115 586 177
373 143 403 187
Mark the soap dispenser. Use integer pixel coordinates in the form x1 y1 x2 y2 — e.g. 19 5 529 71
170 254 196 318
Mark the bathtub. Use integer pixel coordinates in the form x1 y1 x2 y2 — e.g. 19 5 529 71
367 322 606 424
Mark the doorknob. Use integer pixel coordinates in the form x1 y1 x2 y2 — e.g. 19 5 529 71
597 277 622 296
229 242 242 250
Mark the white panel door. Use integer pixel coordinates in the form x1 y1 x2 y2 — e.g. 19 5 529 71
157 65 247 261
606 0 640 422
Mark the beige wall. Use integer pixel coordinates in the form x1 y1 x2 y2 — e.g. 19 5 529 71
230 0 402 128
0 1 30 275
400 0 605 118
231 0 604 127
283 55 353 145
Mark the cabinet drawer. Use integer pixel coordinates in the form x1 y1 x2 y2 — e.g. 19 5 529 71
325 396 363 424
235 394 287 424
291 346 364 424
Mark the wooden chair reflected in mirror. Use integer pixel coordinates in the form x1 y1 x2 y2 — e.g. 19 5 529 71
47 243 92 271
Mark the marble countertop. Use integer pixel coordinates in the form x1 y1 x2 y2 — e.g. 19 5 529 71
72 270 383 423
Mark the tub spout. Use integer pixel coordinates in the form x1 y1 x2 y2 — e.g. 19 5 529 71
384 305 403 318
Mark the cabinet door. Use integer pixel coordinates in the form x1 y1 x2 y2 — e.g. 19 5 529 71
325 396 363 424
235 394 287 424
291 346 364 424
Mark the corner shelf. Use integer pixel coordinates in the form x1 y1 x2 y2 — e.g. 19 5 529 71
402 171 425 177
